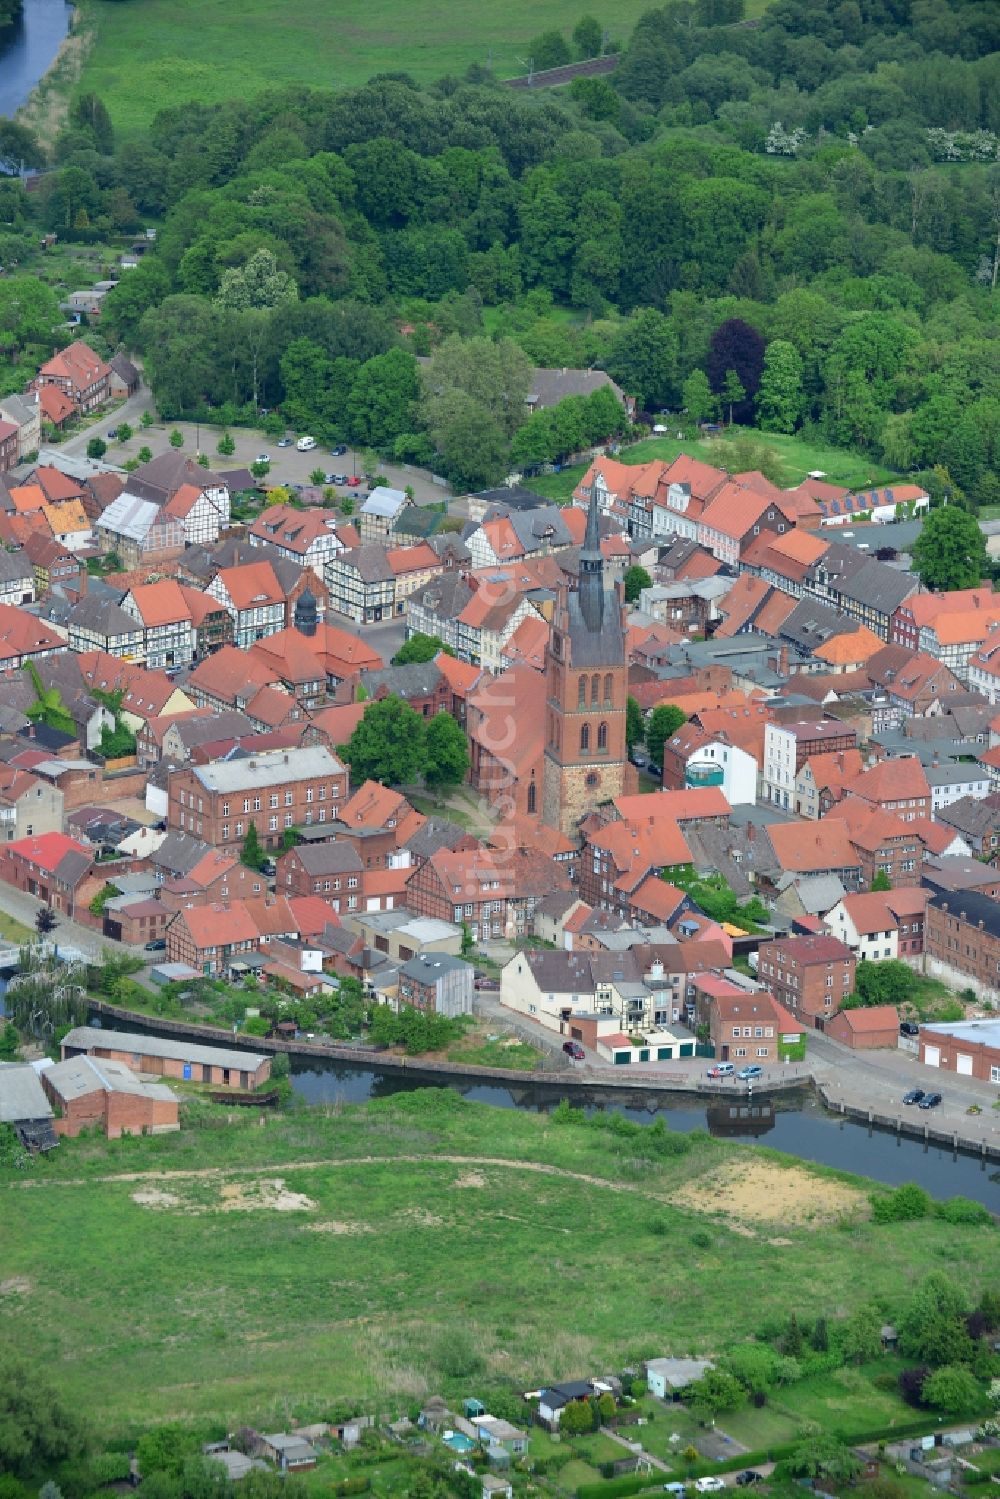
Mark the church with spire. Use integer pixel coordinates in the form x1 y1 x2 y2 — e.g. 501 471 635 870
541 484 631 837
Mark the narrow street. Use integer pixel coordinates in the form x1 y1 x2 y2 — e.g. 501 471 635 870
0 879 142 962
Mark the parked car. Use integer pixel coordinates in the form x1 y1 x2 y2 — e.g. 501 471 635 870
707 1063 735 1078
562 1040 585 1060
277 436 293 448
347 474 361 486
736 1474 762 1487
737 1064 763 1080
255 453 271 464
902 1088 925 1106
900 1021 919 1036
296 435 317 451
330 444 347 456
918 1092 942 1110
330 473 348 485
694 1479 726 1493
106 427 118 439
144 938 166 952
663 1485 687 1496
260 859 277 877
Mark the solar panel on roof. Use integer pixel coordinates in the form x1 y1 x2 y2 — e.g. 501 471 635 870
830 500 840 514
885 488 894 502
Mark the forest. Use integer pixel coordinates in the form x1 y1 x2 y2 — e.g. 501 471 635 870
0 0 998 494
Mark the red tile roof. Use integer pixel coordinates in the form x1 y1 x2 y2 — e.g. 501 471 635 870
7 831 88 873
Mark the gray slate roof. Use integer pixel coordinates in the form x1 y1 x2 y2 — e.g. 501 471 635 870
361 661 442 701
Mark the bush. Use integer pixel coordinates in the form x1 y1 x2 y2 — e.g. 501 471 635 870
335 1479 370 1495
934 1198 992 1226
90 1454 131 1483
870 1184 932 1223
271 1052 290 1080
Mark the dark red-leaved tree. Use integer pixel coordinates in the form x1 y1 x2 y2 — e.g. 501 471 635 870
706 319 766 424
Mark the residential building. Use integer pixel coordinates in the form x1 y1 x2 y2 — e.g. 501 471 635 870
698 479 796 566
0 604 66 668
167 745 348 852
396 952 474 1017
708 990 803 1066
278 841 364 910
0 419 17 474
754 934 856 1028
33 340 111 413
804 544 918 641
22 531 82 597
406 844 570 942
121 580 196 671
206 561 286 648
108 353 140 398
920 608 1000 684
0 831 91 914
793 748 864 819
761 719 858 810
95 493 185 569
67 594 145 660
934 796 1000 858
357 488 415 542
923 891 1000 1001
762 820 862 894
926 763 991 813
0 392 41 460
825 887 927 962
683 738 758 805
249 504 348 580
129 452 231 541
0 765 63 842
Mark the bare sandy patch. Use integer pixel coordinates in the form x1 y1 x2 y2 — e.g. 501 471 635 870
306 1220 373 1235
769 1237 794 1246
0 1275 32 1297
673 1159 864 1227
132 1187 183 1210
398 1206 444 1227
218 1178 315 1213
453 1170 486 1189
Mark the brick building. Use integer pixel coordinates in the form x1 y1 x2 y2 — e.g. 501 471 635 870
277 842 364 910
42 1055 179 1138
754 934 856 1029
60 1025 271 1087
923 890 1000 1002
918 1019 1000 1084
406 844 570 943
0 832 92 915
826 1005 900 1050
709 990 804 1066
167 745 348 852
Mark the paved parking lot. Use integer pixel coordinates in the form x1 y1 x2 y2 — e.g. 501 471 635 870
81 406 450 504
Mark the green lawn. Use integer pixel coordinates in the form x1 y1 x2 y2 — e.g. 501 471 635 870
69 0 773 138
0 910 33 944
2 1091 996 1437
527 428 899 504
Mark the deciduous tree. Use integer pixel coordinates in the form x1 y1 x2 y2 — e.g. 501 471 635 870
343 696 427 786
911 505 988 590
756 339 804 433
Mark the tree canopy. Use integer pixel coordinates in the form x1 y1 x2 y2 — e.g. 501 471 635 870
911 505 990 590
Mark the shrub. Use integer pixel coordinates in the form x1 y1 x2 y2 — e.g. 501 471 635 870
898 1366 930 1407
336 1478 370 1495
870 1184 932 1223
935 1198 992 1226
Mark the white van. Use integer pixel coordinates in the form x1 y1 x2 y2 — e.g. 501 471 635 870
296 435 317 452
707 1062 735 1078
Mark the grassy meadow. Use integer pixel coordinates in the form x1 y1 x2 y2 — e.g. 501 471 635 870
527 428 900 504
68 0 775 138
2 1091 995 1437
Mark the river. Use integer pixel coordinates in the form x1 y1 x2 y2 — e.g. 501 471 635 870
0 0 73 120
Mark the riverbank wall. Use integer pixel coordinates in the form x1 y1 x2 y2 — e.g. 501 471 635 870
88 999 1000 1162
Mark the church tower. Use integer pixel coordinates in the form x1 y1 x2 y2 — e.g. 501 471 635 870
541 486 628 837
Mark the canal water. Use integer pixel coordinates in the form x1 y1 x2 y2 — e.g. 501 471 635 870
0 0 73 120
81 1011 999 1207
292 1056 1000 1208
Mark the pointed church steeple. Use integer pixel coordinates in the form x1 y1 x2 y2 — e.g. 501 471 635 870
578 483 604 634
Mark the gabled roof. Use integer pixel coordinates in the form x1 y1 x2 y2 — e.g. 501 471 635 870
766 820 860 874
125 579 192 627
843 756 930 805
8 830 89 874
39 339 110 387
215 561 283 610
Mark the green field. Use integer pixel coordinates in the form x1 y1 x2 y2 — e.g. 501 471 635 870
67 0 773 137
528 430 900 504
2 1091 995 1436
